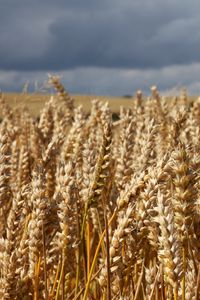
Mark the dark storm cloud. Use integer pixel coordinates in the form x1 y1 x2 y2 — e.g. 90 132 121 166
1 0 200 71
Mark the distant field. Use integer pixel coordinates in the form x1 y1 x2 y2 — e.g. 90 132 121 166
3 93 135 116
2 92 198 120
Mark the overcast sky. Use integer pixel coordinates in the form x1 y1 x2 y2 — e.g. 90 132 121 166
1 0 200 95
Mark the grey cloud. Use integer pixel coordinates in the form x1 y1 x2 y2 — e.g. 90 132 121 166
1 0 200 71
1 0 200 95
1 63 200 96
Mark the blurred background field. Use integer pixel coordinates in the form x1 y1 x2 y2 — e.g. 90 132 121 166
3 93 136 116
2 92 197 117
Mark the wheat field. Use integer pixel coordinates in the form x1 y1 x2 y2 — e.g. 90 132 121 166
0 76 200 299
3 92 133 117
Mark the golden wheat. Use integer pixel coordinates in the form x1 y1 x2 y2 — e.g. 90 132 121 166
0 81 199 299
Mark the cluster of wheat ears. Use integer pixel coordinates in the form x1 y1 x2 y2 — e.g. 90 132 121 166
0 77 200 300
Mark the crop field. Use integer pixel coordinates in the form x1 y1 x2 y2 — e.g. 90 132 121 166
3 93 133 117
0 76 200 299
